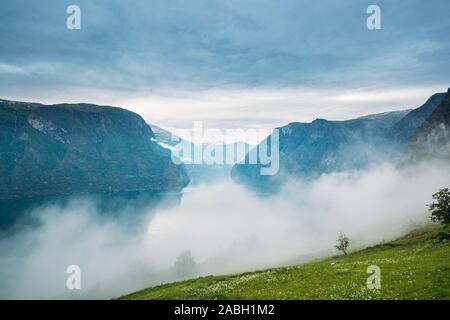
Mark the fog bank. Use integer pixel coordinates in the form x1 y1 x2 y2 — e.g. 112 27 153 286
0 160 448 299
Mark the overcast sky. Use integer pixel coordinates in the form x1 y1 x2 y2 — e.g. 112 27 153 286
0 0 449 138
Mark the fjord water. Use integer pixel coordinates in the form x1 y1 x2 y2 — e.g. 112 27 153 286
0 190 182 235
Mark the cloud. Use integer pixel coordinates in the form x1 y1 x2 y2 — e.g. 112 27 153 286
0 158 448 299
1 1 448 140
0 63 28 75
0 0 449 95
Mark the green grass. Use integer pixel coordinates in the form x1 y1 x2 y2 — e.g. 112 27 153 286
120 225 450 300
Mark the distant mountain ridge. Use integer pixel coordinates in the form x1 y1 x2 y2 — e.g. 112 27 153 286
357 109 411 125
149 124 250 185
0 99 189 200
232 89 448 191
389 92 446 147
232 114 402 190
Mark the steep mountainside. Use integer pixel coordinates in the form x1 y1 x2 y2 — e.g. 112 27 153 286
151 124 184 147
406 88 450 160
232 112 404 191
0 99 189 199
357 109 411 126
231 91 448 192
389 92 446 146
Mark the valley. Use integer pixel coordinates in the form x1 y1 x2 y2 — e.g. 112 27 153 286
120 225 450 300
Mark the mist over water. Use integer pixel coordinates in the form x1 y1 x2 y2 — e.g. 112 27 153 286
0 159 449 299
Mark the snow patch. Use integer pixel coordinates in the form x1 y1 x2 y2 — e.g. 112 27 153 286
158 142 176 151
157 141 193 163
27 116 65 143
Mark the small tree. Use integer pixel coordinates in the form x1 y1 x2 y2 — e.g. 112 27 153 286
428 188 450 227
174 250 197 278
335 232 350 256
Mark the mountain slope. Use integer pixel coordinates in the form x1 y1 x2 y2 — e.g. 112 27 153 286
0 99 189 200
120 225 450 300
406 88 450 161
232 92 447 191
390 92 446 145
232 112 402 191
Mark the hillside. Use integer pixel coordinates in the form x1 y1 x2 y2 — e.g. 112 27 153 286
406 88 450 161
390 92 446 145
120 225 450 300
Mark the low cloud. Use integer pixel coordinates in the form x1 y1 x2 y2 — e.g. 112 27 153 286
0 159 448 299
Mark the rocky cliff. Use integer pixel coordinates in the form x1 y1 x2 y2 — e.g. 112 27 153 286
0 99 189 199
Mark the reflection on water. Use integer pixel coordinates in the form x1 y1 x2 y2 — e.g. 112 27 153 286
0 190 183 234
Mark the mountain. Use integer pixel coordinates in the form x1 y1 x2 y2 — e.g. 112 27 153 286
405 88 450 161
151 124 184 147
357 109 411 125
232 91 447 192
232 115 399 191
0 99 189 200
389 92 446 147
149 125 250 185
